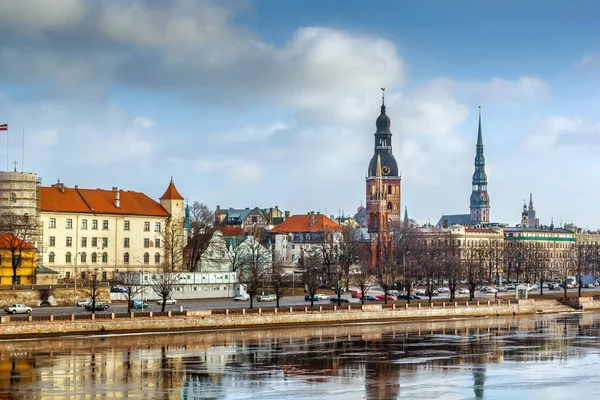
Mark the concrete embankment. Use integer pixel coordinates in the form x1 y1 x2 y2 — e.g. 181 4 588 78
1 298 597 338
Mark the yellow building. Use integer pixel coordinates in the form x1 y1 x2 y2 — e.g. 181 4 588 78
0 234 37 285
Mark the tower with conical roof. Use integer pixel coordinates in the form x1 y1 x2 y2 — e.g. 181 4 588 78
160 177 185 269
469 107 490 225
366 89 401 233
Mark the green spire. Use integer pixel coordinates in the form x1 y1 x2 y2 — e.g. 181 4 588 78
403 206 409 223
477 106 483 148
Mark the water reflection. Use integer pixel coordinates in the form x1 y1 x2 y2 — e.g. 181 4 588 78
0 312 599 399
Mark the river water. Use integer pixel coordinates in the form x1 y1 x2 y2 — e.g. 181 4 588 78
1 312 599 399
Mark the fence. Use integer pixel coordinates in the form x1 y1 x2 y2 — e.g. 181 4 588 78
0 299 525 325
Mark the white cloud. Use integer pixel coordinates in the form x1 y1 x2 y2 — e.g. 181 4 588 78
527 116 600 149
574 53 600 71
0 0 85 36
218 123 288 144
194 157 263 182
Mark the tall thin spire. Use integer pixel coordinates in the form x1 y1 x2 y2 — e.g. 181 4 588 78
403 206 409 223
477 106 483 148
381 87 385 106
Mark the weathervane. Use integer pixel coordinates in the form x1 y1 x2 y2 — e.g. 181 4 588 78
381 87 386 105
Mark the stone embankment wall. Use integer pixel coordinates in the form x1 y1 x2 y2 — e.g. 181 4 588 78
0 286 110 307
0 299 545 337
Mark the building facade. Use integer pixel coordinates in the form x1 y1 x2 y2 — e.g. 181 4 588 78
0 234 37 285
39 180 184 279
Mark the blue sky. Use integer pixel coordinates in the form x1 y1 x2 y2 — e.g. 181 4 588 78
1 0 599 228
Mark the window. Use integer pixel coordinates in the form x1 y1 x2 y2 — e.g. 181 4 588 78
49 236 55 247
81 252 87 263
66 219 73 229
123 252 130 264
102 220 109 230
65 271 71 279
144 222 150 231
251 216 258 223
155 238 161 248
143 253 149 264
102 238 108 248
66 237 72 247
49 252 55 263
102 271 107 280
80 272 85 280
81 219 88 229
154 253 161 264
124 220 130 231
124 238 130 248
9 193 16 202
49 218 56 229
81 237 87 247
92 220 98 230
91 253 97 263
102 252 108 263
92 237 97 247
155 222 161 232
65 252 72 263
144 238 150 248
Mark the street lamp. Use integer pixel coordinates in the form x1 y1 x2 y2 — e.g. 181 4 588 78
137 259 145 312
73 251 82 306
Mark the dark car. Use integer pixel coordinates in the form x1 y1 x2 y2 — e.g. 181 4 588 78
397 293 422 300
425 289 439 296
85 302 110 311
330 297 350 303
362 295 379 302
304 295 318 301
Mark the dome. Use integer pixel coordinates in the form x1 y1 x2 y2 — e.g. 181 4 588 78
368 151 399 177
376 105 391 133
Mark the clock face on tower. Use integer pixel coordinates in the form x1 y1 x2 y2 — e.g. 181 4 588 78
382 166 391 175
482 195 487 201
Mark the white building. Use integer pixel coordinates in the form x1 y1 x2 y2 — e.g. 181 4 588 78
39 179 184 280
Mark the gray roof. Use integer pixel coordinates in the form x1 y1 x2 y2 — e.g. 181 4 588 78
503 227 573 234
436 214 471 228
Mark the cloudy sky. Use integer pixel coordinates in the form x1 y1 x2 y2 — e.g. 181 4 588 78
1 0 600 228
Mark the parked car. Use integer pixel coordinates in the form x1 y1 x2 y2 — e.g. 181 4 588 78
362 295 379 302
130 300 148 309
505 284 516 290
156 298 177 305
85 302 110 311
583 283 596 288
76 298 92 307
233 294 250 301
480 286 498 294
315 293 330 300
305 295 320 302
257 294 276 302
496 286 507 292
458 288 470 294
388 290 399 296
397 293 421 300
548 283 561 291
375 295 395 301
330 297 350 303
351 290 363 298
414 289 426 296
437 287 450 294
4 304 32 314
425 289 439 296
110 286 128 293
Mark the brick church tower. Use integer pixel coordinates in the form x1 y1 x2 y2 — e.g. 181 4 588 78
366 90 401 237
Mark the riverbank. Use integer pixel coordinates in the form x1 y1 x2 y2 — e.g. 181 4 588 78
2 297 598 339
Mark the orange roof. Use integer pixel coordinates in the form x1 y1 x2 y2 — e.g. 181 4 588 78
41 186 169 217
269 214 342 234
214 226 245 236
0 234 36 250
160 179 184 200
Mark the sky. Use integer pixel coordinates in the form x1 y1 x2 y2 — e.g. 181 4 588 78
1 0 600 228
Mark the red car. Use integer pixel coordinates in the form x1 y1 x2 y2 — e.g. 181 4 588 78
375 295 395 302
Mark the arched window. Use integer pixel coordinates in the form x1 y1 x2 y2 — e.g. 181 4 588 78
91 253 97 263
154 253 161 264
9 193 16 202
102 252 108 263
387 185 392 195
81 252 87 263
387 202 393 211
123 252 130 264
65 252 72 263
143 252 149 264
48 252 55 263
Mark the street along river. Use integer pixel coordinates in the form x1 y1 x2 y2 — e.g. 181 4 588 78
1 312 599 399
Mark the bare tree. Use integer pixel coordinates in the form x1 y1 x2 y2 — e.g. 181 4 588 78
238 231 271 309
421 237 442 304
318 232 338 285
160 217 185 272
330 263 346 306
378 236 397 305
301 252 322 307
394 224 421 304
270 256 290 308
442 235 461 302
463 243 486 301
337 227 362 291
0 212 40 284
150 265 180 312
570 242 587 297
185 202 216 272
81 267 107 314
117 271 143 313
352 260 376 305
557 253 573 298
528 243 549 295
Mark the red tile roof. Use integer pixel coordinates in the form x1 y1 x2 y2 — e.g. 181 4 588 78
0 234 36 250
160 180 184 200
214 226 245 236
41 186 169 217
269 214 342 234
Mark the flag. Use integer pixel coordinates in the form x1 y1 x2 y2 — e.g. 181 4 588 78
0 124 7 131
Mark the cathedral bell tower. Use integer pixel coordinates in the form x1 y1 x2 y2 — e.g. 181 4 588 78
469 106 490 225
366 89 401 234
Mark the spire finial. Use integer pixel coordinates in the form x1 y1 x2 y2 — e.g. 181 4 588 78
170 175 173 184
381 87 386 106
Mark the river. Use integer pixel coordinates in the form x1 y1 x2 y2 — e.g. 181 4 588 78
1 312 599 399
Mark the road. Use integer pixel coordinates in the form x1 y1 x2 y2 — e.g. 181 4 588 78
9 286 599 316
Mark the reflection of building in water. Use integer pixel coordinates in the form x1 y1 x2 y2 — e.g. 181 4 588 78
0 352 37 391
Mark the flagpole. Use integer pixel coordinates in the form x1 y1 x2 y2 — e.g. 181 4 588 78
6 127 8 172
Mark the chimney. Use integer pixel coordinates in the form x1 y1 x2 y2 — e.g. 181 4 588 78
309 211 315 226
245 207 250 210
284 211 290 220
52 181 65 193
275 205 279 210
114 191 121 209
112 187 118 191
74 185 79 189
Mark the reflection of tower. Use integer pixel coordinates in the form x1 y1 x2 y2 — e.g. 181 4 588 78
364 340 401 400
472 365 486 398
469 107 490 225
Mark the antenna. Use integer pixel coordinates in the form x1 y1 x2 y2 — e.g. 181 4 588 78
21 129 24 173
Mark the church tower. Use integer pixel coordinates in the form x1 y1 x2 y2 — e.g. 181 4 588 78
366 89 401 233
469 107 490 225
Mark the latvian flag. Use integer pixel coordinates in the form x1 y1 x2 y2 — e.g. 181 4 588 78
0 124 7 131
